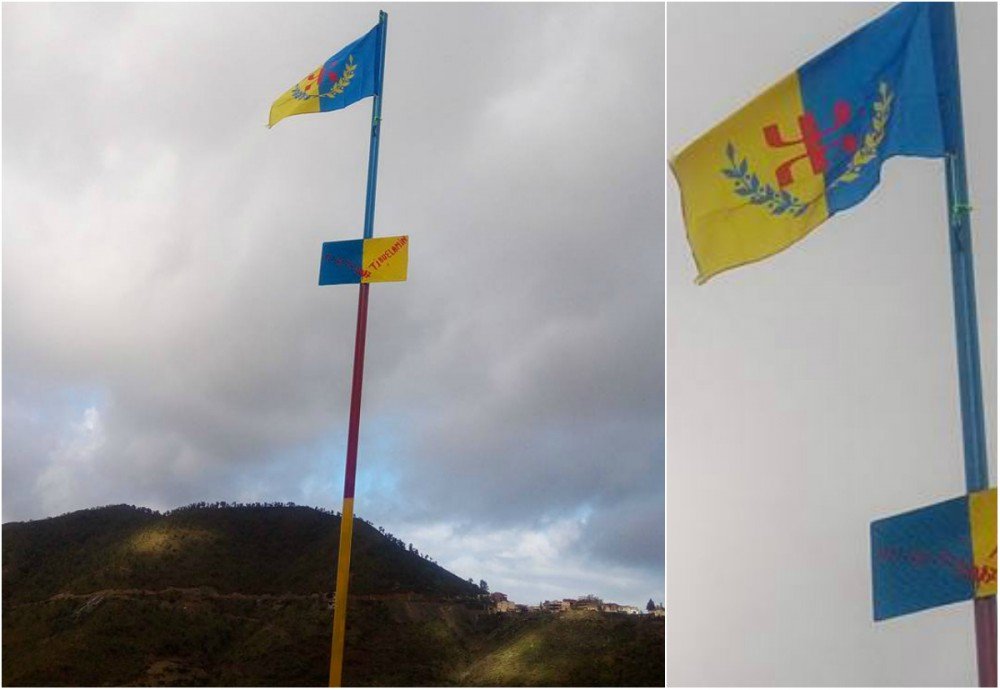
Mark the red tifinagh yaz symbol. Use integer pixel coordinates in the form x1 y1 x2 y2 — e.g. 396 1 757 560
762 101 858 187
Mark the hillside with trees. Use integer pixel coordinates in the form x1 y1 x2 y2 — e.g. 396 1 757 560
3 504 664 686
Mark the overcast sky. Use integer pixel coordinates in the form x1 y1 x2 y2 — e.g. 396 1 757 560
668 2 996 686
2 3 664 610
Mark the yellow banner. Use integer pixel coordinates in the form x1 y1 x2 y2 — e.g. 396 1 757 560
970 487 997 598
361 235 408 283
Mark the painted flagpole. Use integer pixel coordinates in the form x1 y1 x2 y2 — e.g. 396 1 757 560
930 4 996 686
328 10 388 688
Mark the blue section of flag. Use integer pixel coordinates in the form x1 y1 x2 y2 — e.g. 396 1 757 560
797 2 945 215
318 23 381 114
319 239 365 285
870 494 975 621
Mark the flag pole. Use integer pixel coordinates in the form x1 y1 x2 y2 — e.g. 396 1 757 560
931 3 996 686
328 10 388 688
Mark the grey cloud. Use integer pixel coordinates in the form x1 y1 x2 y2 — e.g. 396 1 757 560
582 491 665 570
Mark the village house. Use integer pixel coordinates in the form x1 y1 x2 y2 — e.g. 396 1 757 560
539 599 570 613
572 595 602 612
536 596 648 615
489 592 517 613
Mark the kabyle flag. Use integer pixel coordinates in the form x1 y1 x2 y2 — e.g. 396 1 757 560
268 22 382 128
671 3 947 283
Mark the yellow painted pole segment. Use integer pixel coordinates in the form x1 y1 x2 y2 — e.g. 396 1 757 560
329 497 355 687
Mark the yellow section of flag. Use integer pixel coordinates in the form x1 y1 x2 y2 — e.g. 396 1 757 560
268 69 323 128
670 74 829 284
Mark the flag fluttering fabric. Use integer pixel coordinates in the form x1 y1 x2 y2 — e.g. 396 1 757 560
671 3 946 283
268 23 381 128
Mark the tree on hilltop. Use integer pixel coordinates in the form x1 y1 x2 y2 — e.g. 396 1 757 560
646 598 655 612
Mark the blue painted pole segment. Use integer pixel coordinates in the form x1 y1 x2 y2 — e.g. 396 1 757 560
363 10 388 239
328 10 388 688
931 3 989 495
929 3 994 686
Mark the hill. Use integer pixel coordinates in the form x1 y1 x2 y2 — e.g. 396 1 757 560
3 503 477 606
3 504 664 686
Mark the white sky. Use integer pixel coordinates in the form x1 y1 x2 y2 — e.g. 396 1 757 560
3 2 664 610
668 2 997 686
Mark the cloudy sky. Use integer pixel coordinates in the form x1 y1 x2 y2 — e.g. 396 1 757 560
668 2 996 686
2 3 664 609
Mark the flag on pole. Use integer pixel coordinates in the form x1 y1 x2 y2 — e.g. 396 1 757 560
671 3 946 283
268 23 381 128
267 11 391 686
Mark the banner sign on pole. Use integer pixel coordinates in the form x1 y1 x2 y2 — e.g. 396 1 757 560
319 235 408 285
871 487 996 621
970 488 998 598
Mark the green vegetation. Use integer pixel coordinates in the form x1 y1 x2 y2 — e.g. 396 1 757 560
4 503 475 605
3 505 664 686
460 610 664 686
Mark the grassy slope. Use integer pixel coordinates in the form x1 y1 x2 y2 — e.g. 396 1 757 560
459 610 665 686
4 597 664 686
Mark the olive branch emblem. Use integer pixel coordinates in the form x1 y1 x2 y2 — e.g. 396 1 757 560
830 82 893 188
721 143 811 218
719 81 894 217
292 55 358 101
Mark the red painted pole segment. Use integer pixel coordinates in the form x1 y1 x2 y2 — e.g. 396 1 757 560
343 282 370 502
975 597 997 687
328 282 370 686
